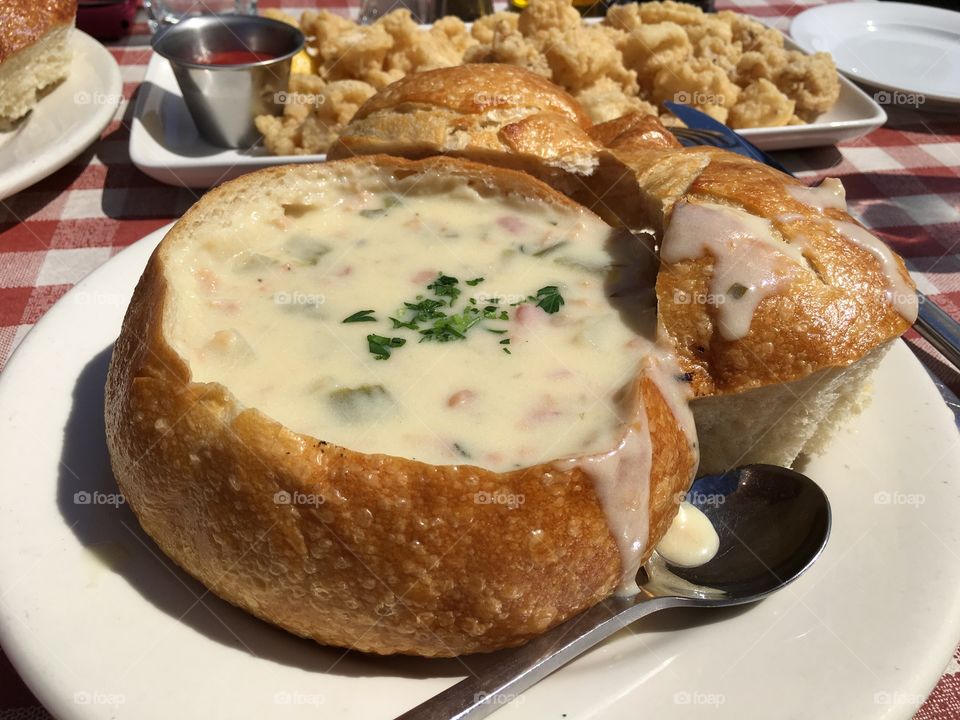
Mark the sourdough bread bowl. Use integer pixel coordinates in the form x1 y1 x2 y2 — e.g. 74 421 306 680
330 67 918 472
105 155 698 656
581 141 917 470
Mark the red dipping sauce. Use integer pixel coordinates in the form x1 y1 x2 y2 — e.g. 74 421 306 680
192 49 276 65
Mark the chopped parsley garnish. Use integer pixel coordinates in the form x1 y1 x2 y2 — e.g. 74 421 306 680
342 309 377 323
426 274 461 305
389 316 419 331
728 282 749 300
420 307 484 342
532 241 568 257
418 299 510 343
403 298 446 322
344 272 565 360
367 334 406 360
533 285 565 314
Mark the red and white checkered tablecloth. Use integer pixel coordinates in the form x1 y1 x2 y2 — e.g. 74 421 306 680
2 0 959 718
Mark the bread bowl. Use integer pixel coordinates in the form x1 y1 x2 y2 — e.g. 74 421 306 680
105 155 699 656
0 0 76 127
582 142 917 470
330 67 918 472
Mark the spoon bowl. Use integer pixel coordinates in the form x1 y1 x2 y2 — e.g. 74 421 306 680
665 464 831 599
397 464 831 720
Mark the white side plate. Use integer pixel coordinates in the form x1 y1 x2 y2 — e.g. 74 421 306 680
0 31 122 200
129 26 886 188
791 2 960 105
0 225 958 720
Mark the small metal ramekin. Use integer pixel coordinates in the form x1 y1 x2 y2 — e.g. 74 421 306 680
152 15 305 148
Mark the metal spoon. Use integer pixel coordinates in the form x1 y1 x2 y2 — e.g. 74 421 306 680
396 464 831 720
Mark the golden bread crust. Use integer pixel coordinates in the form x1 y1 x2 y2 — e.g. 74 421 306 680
328 64 601 179
349 63 591 127
0 0 76 62
588 111 682 150
604 147 915 396
105 156 697 656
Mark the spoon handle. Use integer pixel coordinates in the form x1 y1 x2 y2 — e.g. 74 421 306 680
915 293 960 371
394 593 681 720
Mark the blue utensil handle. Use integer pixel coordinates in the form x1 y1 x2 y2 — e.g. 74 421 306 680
663 101 792 175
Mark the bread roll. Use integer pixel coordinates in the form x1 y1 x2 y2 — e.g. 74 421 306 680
329 64 601 181
610 147 914 469
0 0 76 126
106 156 698 656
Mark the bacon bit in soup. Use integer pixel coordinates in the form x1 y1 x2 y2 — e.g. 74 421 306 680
514 303 545 326
209 299 241 314
497 216 526 234
523 395 563 427
447 389 476 407
196 268 219 293
484 452 505 466
411 269 436 284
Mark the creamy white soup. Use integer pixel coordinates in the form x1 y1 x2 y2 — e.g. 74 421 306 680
164 173 689 474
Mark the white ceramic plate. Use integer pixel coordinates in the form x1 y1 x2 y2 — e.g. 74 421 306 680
129 29 885 188
0 224 959 719
791 2 960 105
0 31 122 200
